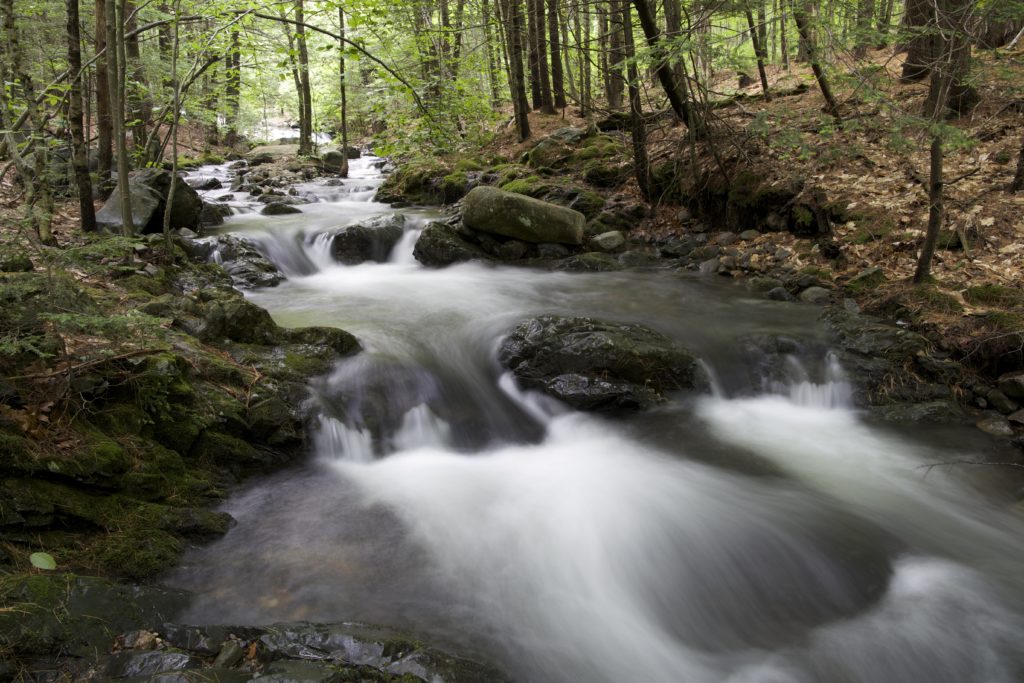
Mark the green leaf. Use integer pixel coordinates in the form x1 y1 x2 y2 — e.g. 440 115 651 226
30 552 57 570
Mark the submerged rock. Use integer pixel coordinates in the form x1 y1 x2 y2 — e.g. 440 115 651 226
330 214 406 265
462 186 585 245
413 222 491 268
499 315 708 411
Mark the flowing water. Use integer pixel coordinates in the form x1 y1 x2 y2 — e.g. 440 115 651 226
171 157 1024 682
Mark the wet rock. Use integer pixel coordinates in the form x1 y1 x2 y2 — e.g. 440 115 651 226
699 258 720 274
618 250 663 268
106 651 202 678
738 229 760 240
96 168 204 234
766 287 797 302
977 414 1014 437
499 315 708 412
462 186 585 245
997 372 1024 401
320 150 349 173
200 201 233 227
329 214 405 265
554 253 622 272
799 286 831 304
871 400 965 423
660 237 698 259
498 239 528 260
987 389 1020 414
1008 409 1024 425
715 232 738 246
413 222 491 268
190 235 282 289
254 660 340 683
537 243 570 259
590 230 625 252
188 176 223 191
247 152 275 166
212 640 246 668
262 202 302 216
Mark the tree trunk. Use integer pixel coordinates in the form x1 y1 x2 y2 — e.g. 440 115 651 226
163 0 181 252
295 0 314 155
921 0 977 118
853 0 874 58
124 2 150 154
663 0 685 95
913 134 944 283
527 0 542 107
548 0 566 109
901 0 933 81
877 0 896 47
532 0 555 113
337 7 349 178
500 0 531 139
606 0 624 110
483 0 502 108
792 0 840 120
224 29 241 147
745 6 770 98
66 0 97 231
621 0 649 199
631 0 701 135
795 0 812 62
109 0 134 235
581 0 592 117
780 0 790 69
95 0 112 183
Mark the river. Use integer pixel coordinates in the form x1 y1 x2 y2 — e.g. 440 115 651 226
169 156 1024 683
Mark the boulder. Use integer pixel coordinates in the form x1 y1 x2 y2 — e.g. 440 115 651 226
590 230 625 252
187 176 222 191
261 202 302 216
413 222 491 267
321 150 348 173
200 201 233 227
499 316 708 411
95 168 204 234
195 235 282 289
330 214 405 265
462 186 584 245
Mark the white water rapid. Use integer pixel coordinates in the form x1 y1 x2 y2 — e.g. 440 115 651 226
170 156 1024 683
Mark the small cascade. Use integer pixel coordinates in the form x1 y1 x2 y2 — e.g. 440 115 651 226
392 404 452 451
314 415 375 462
767 351 854 409
388 227 423 265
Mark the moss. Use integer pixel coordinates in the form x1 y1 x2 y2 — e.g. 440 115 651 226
572 135 621 161
792 205 814 228
850 219 895 244
844 266 886 294
500 176 552 198
568 190 606 219
95 528 184 580
439 172 470 203
912 286 964 314
453 158 484 173
964 284 1024 308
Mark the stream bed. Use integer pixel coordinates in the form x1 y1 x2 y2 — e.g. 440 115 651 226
169 156 1024 683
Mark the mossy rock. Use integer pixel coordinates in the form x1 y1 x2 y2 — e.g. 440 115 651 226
499 175 553 198
572 134 621 161
0 573 188 656
190 431 287 475
525 138 574 170
844 266 886 294
583 160 629 188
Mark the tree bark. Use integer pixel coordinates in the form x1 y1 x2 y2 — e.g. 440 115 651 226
337 7 349 178
532 0 555 113
527 0 542 107
109 0 134 235
631 0 701 135
921 0 977 118
224 29 241 147
295 0 314 155
853 0 874 58
66 0 97 231
791 0 840 120
913 134 943 283
500 0 531 139
483 0 502 108
605 0 624 110
901 0 933 81
95 0 112 182
621 0 649 199
548 0 566 109
745 6 770 98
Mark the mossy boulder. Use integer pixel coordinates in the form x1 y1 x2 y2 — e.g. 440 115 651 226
95 168 204 234
499 316 708 411
462 186 585 245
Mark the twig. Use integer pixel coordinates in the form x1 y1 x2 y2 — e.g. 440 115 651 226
1 349 159 382
918 460 1024 479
